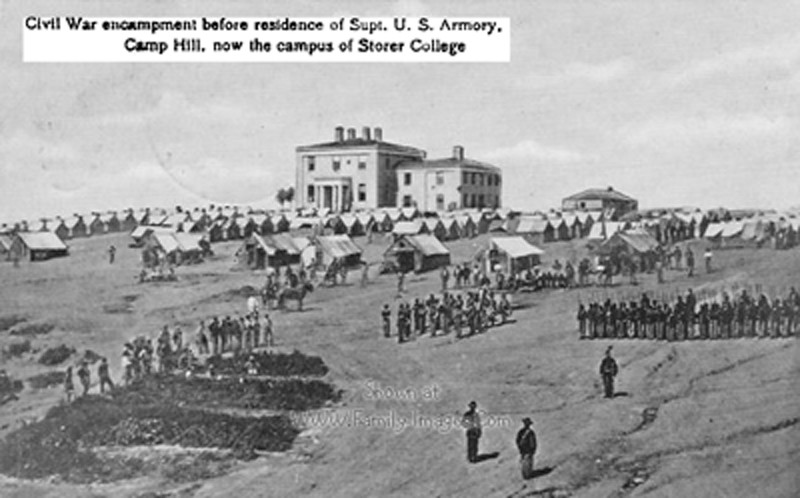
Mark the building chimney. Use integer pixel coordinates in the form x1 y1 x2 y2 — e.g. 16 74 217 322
335 126 344 142
374 127 383 141
607 186 614 191
347 128 356 140
362 126 371 141
453 145 464 161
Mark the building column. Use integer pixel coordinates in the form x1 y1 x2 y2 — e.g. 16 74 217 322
334 185 340 213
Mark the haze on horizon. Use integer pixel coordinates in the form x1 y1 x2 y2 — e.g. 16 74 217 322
1 0 798 223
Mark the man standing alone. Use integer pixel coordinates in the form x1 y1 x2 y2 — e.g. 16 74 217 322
516 417 538 479
461 401 482 463
599 347 619 398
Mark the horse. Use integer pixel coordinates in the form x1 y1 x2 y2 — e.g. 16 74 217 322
277 282 315 311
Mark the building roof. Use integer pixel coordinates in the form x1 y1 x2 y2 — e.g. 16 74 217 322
296 138 425 156
490 237 544 259
16 232 68 250
316 235 362 259
393 220 426 235
151 232 181 253
173 232 204 252
564 187 636 203
404 234 450 256
604 231 660 253
395 156 501 173
0 234 15 251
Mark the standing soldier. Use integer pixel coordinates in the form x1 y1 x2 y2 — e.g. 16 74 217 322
77 361 91 396
704 248 713 273
461 401 482 463
441 266 450 292
263 313 274 348
98 357 114 393
381 304 392 338
209 317 220 355
108 245 116 264
599 347 619 399
397 271 405 295
196 320 209 355
577 303 587 339
516 417 538 480
686 248 695 277
361 263 369 288
64 366 75 403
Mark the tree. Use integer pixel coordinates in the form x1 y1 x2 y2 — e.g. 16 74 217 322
284 187 295 207
276 188 287 209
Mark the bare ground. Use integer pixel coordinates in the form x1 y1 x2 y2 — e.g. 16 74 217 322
0 232 797 497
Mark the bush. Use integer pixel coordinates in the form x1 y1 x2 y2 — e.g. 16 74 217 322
38 345 75 366
11 322 55 337
206 350 329 377
28 371 65 389
0 315 27 333
6 340 32 358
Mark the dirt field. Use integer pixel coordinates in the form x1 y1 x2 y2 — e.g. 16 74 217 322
0 232 797 498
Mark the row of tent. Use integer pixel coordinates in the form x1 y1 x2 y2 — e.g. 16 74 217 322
703 217 800 249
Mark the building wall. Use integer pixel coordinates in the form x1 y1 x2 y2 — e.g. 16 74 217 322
397 166 501 211
296 148 422 211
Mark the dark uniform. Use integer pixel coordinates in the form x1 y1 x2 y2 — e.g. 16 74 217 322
461 401 482 463
381 304 391 338
516 418 537 480
599 347 618 398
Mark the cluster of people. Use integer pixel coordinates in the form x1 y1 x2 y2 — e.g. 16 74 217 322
577 287 800 341
201 312 274 355
382 287 512 343
63 357 115 402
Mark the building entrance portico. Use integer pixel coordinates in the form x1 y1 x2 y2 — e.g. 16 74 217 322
312 177 352 213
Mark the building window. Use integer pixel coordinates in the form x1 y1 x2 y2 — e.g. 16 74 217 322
404 172 412 186
478 194 485 208
402 195 413 207
471 194 476 207
332 157 341 171
487 175 493 186
495 174 501 186
436 194 445 211
358 183 367 202
471 173 477 185
478 174 484 186
436 172 444 185
358 157 366 169
385 158 391 170
307 185 315 202
463 194 469 207
462 171 469 185
307 156 315 172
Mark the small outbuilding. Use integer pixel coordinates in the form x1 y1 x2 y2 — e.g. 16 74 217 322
384 234 451 273
481 236 544 275
9 232 69 261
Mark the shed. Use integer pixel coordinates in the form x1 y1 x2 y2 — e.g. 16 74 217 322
482 237 544 275
314 235 363 268
384 234 451 273
238 233 301 270
10 232 69 261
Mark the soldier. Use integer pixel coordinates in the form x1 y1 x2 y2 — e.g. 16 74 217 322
757 294 770 337
577 303 587 339
361 263 369 288
698 303 709 339
108 245 116 264
263 313 274 348
195 320 209 355
64 366 75 402
441 266 450 292
704 248 713 273
453 296 464 338
516 417 538 480
381 304 392 338
461 401 482 463
599 347 619 398
414 298 426 337
172 326 183 352
98 357 114 393
397 271 405 294
771 298 783 338
208 317 220 355
77 361 91 396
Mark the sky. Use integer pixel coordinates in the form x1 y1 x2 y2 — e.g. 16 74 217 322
1 0 798 223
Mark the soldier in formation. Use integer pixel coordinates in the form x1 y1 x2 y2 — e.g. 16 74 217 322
387 286 512 344
578 287 800 340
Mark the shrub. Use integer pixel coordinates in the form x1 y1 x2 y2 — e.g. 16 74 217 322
38 345 75 366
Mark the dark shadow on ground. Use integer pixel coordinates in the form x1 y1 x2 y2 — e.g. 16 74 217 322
474 452 500 463
613 391 630 398
531 466 555 478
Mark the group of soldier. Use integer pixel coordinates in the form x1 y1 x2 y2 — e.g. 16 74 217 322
63 357 115 402
577 287 800 341
383 287 513 343
201 312 274 356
